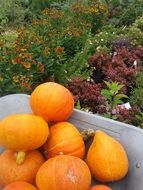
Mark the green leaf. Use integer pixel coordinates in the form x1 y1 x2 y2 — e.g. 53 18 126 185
115 94 128 99
104 113 111 119
104 81 112 89
76 100 81 110
101 89 112 100
135 112 143 122
113 99 124 106
103 81 125 95
116 84 125 91
112 115 118 120
110 82 124 94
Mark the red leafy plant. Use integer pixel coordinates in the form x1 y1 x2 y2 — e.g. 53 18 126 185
68 78 142 127
88 46 143 93
67 78 106 114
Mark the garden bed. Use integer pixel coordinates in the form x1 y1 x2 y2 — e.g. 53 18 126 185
0 0 143 127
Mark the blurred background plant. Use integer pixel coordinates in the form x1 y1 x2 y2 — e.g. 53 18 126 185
130 73 143 111
123 16 143 47
0 0 34 32
100 0 143 26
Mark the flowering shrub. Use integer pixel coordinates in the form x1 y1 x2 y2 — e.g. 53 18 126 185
0 27 67 95
0 1 109 96
0 0 143 127
70 2 108 34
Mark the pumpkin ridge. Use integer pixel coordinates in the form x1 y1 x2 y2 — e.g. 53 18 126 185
55 90 74 114
45 135 85 159
48 90 74 121
47 135 83 152
53 155 59 190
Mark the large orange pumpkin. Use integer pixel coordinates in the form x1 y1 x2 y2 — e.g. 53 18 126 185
90 185 112 190
36 155 91 190
0 150 45 188
0 113 49 151
30 82 74 122
3 181 38 190
86 130 129 182
44 122 85 159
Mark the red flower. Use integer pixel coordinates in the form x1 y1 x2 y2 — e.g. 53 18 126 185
12 57 21 64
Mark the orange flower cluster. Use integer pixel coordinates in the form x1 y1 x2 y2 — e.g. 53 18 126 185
38 62 45 73
71 2 108 15
71 3 87 13
12 74 32 91
62 26 84 37
42 8 64 19
55 46 64 55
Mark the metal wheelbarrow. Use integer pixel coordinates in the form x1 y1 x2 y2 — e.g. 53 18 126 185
0 94 143 190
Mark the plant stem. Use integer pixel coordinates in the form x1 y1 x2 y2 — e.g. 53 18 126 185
81 128 95 141
16 151 26 165
110 96 115 118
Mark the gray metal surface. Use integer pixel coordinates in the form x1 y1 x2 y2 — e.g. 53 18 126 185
0 94 143 190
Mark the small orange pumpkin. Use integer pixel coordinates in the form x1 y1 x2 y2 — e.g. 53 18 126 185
0 113 49 151
30 82 74 122
3 181 38 190
86 130 129 182
36 155 91 190
44 122 85 159
90 185 112 190
0 150 45 188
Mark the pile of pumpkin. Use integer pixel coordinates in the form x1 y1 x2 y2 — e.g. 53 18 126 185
0 82 129 190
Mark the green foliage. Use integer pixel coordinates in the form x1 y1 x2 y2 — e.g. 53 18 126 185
87 25 124 53
101 0 143 26
101 81 128 119
0 28 68 95
130 73 143 110
121 17 143 46
135 112 143 128
0 30 18 48
30 0 53 10
0 0 34 31
67 38 92 79
0 5 90 95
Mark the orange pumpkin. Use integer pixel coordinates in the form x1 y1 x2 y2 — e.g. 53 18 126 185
86 130 129 182
36 155 91 190
30 82 74 122
44 122 85 159
3 181 38 190
0 150 45 188
0 113 49 151
90 185 112 190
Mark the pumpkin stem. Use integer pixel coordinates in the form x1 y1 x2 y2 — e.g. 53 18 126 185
16 151 26 165
81 129 95 141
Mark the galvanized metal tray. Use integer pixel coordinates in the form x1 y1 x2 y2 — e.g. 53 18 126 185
0 94 143 190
